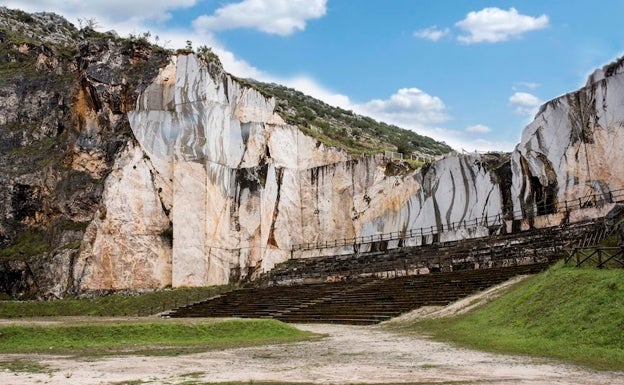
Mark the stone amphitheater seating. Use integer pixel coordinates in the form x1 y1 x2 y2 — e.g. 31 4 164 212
166 263 548 324
262 219 607 285
166 217 611 324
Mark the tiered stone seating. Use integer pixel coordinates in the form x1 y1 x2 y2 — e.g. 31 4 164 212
166 263 548 324
261 219 606 285
166 218 609 324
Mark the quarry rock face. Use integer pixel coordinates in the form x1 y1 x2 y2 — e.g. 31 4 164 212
512 58 624 217
127 55 409 286
119 53 624 288
3 8 624 296
72 142 173 291
122 54 516 286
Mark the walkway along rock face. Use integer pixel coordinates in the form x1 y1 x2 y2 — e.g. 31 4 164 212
3 9 624 296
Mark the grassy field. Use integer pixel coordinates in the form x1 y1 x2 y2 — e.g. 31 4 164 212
390 262 624 371
0 285 234 317
0 318 318 356
0 285 318 357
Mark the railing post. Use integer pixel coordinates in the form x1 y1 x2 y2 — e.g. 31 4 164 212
598 249 603 267
576 249 580 267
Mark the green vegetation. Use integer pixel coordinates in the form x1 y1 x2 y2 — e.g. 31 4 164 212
0 318 317 356
565 235 624 268
0 359 52 374
246 80 452 157
197 45 222 66
0 230 51 260
6 135 64 170
0 286 233 317
391 262 624 371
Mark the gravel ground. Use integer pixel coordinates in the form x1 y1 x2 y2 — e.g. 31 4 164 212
0 321 621 385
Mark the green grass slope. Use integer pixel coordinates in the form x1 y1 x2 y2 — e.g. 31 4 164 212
397 263 624 371
0 285 233 316
0 318 316 356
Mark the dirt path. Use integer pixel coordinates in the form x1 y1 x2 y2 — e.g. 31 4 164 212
0 322 621 385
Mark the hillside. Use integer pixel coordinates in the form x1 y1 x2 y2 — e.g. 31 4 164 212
2 6 624 298
246 80 453 156
397 262 624 370
0 7 171 294
0 6 453 297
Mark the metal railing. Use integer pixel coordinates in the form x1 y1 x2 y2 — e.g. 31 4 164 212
291 187 624 253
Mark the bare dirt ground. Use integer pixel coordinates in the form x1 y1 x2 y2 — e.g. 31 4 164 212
1 277 622 385
1 322 622 385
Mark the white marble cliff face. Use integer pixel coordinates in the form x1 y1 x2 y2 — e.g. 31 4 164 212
127 55 354 287
76 53 624 291
114 54 507 287
511 59 624 216
73 142 172 291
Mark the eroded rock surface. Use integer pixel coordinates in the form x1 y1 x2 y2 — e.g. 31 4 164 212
3 8 624 295
512 58 624 217
126 55 515 285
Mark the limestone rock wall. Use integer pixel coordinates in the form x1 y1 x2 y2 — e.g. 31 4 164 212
6 14 624 295
512 58 624 217
73 142 172 291
124 54 510 286
98 53 624 289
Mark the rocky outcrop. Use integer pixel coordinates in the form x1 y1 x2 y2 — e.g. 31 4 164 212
3 8 624 297
72 142 172 291
0 7 170 297
512 58 624 217
125 54 514 285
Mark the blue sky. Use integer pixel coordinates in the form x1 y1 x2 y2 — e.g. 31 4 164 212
4 1 624 151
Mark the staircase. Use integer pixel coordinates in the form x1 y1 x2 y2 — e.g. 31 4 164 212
165 263 548 324
166 217 614 324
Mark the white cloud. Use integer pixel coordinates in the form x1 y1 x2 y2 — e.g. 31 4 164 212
509 91 542 116
193 0 327 36
393 126 516 153
0 0 197 24
465 124 491 134
0 1 512 153
414 26 450 42
457 138 517 153
355 88 450 129
456 7 549 44
287 87 515 153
